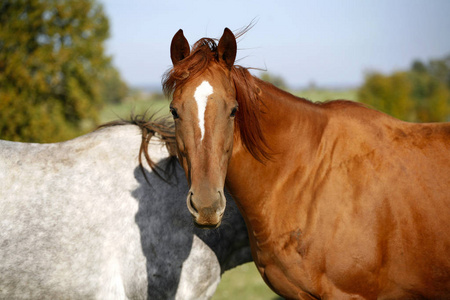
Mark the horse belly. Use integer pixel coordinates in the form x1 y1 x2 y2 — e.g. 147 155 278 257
262 258 384 299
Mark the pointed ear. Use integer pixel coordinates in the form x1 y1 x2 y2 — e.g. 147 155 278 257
217 28 237 69
170 29 190 65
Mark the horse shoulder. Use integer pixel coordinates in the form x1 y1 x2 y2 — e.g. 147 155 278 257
306 107 450 296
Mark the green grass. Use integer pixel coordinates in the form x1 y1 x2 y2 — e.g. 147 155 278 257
213 263 282 300
99 93 170 123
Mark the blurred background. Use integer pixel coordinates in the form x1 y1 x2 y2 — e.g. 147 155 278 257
1 1 449 298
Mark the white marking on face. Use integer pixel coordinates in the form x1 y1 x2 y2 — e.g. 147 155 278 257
194 81 214 141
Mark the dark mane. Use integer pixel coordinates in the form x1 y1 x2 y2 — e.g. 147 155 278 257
98 115 178 182
162 32 271 163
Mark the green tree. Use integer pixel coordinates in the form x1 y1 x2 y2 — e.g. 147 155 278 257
100 64 128 105
410 56 450 122
0 0 126 142
358 72 415 121
409 70 450 122
424 55 450 89
411 60 427 74
358 56 450 123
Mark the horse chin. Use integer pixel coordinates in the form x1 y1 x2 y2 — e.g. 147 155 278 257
194 220 221 230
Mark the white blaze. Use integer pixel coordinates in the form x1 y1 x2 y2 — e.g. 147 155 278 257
194 81 213 141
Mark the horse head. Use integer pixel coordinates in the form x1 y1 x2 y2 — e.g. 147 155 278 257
167 28 238 228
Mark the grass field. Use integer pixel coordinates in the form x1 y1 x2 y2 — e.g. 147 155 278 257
99 88 357 299
213 263 282 300
99 93 170 123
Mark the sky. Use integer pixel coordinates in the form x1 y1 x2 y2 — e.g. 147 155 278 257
101 0 450 89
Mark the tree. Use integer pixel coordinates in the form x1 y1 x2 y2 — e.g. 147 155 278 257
426 55 450 89
409 69 450 122
410 56 450 122
100 64 128 105
358 55 450 123
358 72 415 121
0 0 126 142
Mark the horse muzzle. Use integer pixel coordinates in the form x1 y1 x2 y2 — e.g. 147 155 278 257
186 189 226 229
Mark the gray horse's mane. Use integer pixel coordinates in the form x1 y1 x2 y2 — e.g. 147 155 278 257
98 114 178 183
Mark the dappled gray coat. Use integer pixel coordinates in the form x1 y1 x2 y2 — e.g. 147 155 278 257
0 124 251 300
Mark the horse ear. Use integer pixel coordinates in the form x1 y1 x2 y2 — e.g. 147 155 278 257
170 29 190 65
217 28 237 69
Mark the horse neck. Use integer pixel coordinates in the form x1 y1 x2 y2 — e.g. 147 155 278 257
226 80 328 237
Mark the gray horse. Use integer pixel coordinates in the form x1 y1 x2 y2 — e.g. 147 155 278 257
0 122 251 300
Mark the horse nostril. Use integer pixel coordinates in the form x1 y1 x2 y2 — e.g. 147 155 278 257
217 190 226 216
189 192 198 214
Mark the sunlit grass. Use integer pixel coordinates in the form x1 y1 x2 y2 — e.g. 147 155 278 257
99 93 170 123
213 263 282 300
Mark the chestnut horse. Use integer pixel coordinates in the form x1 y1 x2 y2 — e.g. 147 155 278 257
165 28 450 299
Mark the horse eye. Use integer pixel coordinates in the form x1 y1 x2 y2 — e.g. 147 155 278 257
170 107 179 119
230 106 238 117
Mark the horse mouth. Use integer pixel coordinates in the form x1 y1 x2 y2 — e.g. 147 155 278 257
194 220 221 230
